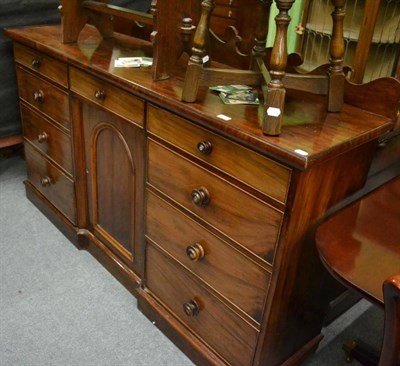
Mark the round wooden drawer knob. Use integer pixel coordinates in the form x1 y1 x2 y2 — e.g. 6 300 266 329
37 131 49 143
40 176 52 187
31 58 41 69
191 187 210 206
183 300 200 317
33 90 44 103
186 243 205 262
197 141 212 155
95 89 106 101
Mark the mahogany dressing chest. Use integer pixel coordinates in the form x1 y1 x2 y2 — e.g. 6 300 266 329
5 3 400 364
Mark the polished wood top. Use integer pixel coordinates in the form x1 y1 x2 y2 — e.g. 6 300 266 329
5 24 395 169
316 176 400 305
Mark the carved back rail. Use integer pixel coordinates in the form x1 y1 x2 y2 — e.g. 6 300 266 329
182 0 400 137
59 0 400 135
181 0 351 135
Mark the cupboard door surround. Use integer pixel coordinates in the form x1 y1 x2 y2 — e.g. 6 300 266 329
82 100 144 269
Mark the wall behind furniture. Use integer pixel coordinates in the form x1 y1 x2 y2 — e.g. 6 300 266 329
0 1 61 139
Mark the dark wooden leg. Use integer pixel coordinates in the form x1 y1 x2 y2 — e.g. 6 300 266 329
250 0 273 70
342 277 400 366
380 276 400 366
343 339 380 366
262 0 295 136
182 0 215 102
327 0 346 112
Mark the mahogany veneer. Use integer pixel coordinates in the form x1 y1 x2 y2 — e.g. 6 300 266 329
5 24 399 366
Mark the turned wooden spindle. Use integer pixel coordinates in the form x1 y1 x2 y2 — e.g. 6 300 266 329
327 0 346 112
250 0 273 70
181 17 196 54
182 0 215 102
263 0 295 136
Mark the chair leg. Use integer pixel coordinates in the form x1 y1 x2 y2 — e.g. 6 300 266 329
379 276 400 366
343 339 380 366
342 276 400 366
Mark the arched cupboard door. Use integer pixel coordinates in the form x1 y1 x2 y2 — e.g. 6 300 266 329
82 101 145 273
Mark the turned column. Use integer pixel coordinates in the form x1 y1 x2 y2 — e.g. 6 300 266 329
327 0 346 112
263 0 295 136
182 0 215 102
250 0 273 70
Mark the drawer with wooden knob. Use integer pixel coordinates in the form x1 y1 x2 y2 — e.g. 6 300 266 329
70 67 144 127
147 139 283 264
21 104 73 175
24 142 76 224
146 190 270 324
13 43 68 87
16 67 70 129
146 244 259 366
147 105 291 205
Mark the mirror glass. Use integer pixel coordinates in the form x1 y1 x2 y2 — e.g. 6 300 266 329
110 0 153 14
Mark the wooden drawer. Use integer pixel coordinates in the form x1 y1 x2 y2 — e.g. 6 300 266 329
147 139 283 264
146 244 258 366
146 190 270 324
16 67 70 129
24 142 76 224
13 43 68 87
21 105 73 175
70 67 144 127
147 105 291 204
